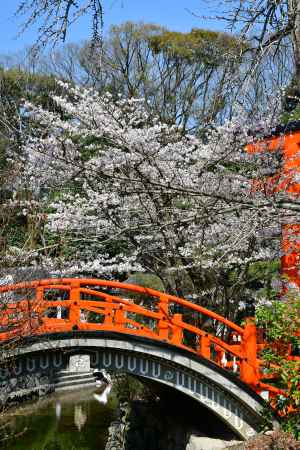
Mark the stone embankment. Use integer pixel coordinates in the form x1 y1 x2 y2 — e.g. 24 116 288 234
0 372 53 405
0 354 97 405
105 403 128 450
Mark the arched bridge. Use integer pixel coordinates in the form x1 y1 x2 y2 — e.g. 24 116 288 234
0 278 281 439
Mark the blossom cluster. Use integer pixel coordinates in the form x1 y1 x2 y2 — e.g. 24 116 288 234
10 82 287 311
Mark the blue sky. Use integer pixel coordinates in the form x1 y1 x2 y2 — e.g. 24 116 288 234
0 0 223 54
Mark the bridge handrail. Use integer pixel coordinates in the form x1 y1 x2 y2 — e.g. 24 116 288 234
0 277 288 398
0 278 244 334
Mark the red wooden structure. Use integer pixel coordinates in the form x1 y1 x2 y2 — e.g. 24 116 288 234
246 123 300 290
0 277 292 399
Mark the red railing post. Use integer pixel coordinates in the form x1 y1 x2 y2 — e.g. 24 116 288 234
69 281 81 327
240 318 259 386
35 286 44 303
171 313 183 345
114 305 125 329
32 286 44 331
198 334 211 359
104 308 113 325
158 295 169 340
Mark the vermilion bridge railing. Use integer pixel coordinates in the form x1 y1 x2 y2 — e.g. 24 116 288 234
0 278 295 399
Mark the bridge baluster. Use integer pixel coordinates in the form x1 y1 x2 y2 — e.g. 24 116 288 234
35 286 44 304
115 305 125 329
171 313 183 345
198 334 211 359
69 281 81 328
103 309 113 325
240 318 259 386
35 287 45 330
158 295 169 340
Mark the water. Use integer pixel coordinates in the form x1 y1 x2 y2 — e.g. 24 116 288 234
0 388 118 450
0 380 237 450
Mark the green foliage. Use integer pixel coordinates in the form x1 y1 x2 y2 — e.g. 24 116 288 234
0 67 61 174
281 83 300 123
246 260 280 292
0 68 72 265
256 293 300 438
110 21 166 43
126 272 164 291
149 28 246 65
256 294 300 343
0 67 58 112
281 105 300 123
114 374 151 403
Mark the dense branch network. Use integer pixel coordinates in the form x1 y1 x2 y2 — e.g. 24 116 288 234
3 81 290 319
16 0 104 50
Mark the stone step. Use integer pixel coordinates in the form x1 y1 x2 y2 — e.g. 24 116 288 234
55 372 94 382
55 381 96 392
56 376 96 389
56 370 93 378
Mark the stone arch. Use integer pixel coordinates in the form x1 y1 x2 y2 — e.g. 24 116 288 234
0 332 277 439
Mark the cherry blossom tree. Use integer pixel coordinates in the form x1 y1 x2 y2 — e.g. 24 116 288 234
10 81 288 321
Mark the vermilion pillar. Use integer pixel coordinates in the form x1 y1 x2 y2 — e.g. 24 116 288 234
246 126 300 290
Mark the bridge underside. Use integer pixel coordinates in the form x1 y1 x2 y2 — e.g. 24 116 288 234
0 332 274 439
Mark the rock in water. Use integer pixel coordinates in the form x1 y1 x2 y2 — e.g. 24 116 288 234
186 436 244 450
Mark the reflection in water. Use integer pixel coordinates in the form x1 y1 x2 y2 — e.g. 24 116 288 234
55 401 61 420
74 404 87 431
1 388 117 450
